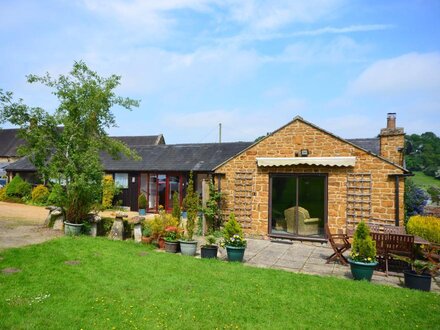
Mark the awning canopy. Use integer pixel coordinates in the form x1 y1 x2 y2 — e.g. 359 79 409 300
256 157 356 167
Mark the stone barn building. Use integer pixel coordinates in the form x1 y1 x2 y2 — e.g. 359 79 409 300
214 113 408 240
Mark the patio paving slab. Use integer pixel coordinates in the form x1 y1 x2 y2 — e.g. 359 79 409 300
238 238 440 293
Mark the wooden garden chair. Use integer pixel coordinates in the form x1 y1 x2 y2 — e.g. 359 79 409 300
325 224 351 265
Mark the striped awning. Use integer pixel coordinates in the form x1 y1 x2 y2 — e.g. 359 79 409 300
256 157 356 167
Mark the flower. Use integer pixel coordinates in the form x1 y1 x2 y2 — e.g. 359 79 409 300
222 234 247 248
164 226 180 242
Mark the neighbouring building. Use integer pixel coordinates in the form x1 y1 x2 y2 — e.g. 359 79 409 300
213 113 408 240
0 128 24 164
4 113 409 240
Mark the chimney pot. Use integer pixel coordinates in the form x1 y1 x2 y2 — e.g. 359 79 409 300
387 112 396 129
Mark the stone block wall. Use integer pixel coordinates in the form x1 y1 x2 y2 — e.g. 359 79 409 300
215 118 405 236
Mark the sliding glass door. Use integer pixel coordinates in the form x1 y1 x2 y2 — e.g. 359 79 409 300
270 174 326 238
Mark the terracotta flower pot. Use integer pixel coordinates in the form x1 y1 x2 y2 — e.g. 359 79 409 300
157 237 165 249
141 236 153 244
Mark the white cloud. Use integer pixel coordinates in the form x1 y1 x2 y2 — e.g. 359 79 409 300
79 0 347 38
268 36 370 64
348 52 440 96
227 0 345 31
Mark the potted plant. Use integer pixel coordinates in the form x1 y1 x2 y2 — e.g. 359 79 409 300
141 222 153 244
221 213 247 262
150 207 178 249
138 193 147 215
164 226 180 253
392 254 438 291
348 221 378 281
180 172 199 256
201 235 218 259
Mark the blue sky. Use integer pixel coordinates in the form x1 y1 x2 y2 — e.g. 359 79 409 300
1 0 439 143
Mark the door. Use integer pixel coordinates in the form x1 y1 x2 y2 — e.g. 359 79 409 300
128 173 139 211
270 174 327 238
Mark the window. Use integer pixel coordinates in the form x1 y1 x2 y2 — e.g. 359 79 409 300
114 173 128 189
270 174 326 238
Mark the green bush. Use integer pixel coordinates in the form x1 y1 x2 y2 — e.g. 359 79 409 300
0 187 6 201
102 175 116 209
138 193 147 209
223 213 243 240
97 217 115 236
47 184 66 206
31 184 50 204
350 221 376 263
6 175 31 198
407 215 440 244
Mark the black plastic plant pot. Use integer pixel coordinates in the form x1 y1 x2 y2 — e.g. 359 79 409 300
404 270 432 291
201 245 218 259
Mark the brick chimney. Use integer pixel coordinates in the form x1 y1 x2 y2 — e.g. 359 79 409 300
379 113 405 166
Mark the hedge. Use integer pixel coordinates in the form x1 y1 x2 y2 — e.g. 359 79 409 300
407 215 440 244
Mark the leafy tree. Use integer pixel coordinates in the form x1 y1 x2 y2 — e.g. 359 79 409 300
0 61 139 223
404 178 429 221
405 132 440 179
427 186 440 205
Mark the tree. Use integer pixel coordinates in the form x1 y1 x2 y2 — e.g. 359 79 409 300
405 132 440 178
427 186 440 205
0 61 139 223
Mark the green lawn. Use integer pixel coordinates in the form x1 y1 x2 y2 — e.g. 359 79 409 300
1 237 439 329
412 171 440 190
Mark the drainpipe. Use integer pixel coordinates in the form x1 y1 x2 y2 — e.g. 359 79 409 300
388 173 414 226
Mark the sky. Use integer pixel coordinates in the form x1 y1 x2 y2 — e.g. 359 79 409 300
1 0 439 144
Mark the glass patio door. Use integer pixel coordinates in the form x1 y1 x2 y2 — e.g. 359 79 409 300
270 174 326 238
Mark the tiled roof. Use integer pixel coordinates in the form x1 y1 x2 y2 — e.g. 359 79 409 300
0 129 23 157
113 134 165 146
347 138 380 155
6 142 253 172
0 128 164 157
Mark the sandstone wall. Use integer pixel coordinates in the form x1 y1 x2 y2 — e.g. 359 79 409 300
215 119 405 237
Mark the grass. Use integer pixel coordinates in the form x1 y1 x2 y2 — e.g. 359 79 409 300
412 171 440 190
0 237 439 329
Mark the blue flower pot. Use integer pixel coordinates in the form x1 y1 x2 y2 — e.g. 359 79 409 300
348 258 378 281
138 209 146 216
226 246 246 262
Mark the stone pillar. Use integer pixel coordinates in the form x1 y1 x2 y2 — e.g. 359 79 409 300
131 216 145 243
109 213 127 240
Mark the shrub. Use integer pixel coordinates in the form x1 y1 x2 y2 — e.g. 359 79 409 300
150 208 178 239
0 187 6 201
31 184 50 204
407 215 440 244
183 172 199 240
97 217 114 236
223 213 243 240
172 192 181 225
405 179 428 221
6 175 31 198
350 221 376 263
102 175 116 209
138 193 147 210
47 184 66 206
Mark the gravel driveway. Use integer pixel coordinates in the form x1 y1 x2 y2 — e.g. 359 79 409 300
0 202 62 250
